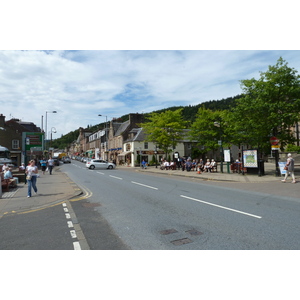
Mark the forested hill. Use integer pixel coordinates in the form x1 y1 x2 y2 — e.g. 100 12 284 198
52 94 242 149
142 94 242 123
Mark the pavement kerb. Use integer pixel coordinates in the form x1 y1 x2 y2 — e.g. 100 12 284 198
0 168 84 216
120 164 291 183
135 168 253 182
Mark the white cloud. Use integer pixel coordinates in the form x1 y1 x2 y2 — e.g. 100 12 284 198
1 50 300 137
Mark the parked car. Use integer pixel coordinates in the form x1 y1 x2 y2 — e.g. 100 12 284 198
62 157 71 163
53 158 60 166
86 159 116 170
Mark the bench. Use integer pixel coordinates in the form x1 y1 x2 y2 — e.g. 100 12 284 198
1 173 16 192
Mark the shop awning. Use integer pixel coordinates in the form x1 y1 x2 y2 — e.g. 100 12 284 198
118 151 132 156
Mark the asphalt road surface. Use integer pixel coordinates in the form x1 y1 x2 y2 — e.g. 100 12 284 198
60 160 300 250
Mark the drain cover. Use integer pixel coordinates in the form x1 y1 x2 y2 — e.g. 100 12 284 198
171 238 193 246
159 229 178 235
185 229 203 236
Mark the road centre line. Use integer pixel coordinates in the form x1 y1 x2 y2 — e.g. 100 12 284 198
180 195 262 219
97 171 105 175
131 181 158 190
109 175 123 180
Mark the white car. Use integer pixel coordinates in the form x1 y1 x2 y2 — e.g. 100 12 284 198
86 159 116 170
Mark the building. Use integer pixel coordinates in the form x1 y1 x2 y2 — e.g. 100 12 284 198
107 113 144 164
0 114 42 166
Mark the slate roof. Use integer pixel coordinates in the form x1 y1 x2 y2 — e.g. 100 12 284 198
114 120 130 136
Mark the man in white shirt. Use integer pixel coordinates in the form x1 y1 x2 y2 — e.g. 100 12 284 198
47 156 54 175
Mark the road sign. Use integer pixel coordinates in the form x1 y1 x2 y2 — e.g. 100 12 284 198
270 136 279 145
272 145 280 150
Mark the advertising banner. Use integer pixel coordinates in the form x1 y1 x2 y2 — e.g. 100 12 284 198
224 149 231 162
243 150 258 168
278 162 287 175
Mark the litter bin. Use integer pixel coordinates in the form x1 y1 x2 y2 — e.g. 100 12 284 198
258 159 265 176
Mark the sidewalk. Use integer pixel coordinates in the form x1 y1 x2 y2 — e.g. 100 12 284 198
0 168 82 217
132 162 298 183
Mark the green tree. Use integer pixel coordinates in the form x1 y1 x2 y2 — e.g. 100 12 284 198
140 109 187 155
189 106 229 153
230 57 300 151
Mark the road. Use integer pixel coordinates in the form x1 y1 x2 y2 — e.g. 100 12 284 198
60 160 300 250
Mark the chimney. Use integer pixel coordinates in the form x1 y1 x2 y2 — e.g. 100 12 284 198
129 113 144 127
0 114 5 127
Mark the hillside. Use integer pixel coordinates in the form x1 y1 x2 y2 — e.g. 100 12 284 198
51 94 242 149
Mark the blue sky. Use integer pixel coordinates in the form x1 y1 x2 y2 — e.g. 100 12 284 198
1 50 300 138
1 0 298 294
1 1 299 139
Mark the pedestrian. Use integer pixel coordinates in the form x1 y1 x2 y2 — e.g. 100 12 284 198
47 156 54 175
141 160 147 169
19 162 26 183
2 163 7 172
4 167 17 187
25 160 39 197
40 157 47 175
281 153 296 183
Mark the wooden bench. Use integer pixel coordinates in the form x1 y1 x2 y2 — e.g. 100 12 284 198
1 173 16 192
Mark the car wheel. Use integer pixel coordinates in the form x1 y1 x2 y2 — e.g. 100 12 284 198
90 165 95 170
108 165 113 169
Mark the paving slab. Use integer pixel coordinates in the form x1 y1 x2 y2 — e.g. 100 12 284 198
0 167 82 217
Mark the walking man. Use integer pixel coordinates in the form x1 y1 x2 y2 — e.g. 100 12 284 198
47 156 54 175
282 153 296 183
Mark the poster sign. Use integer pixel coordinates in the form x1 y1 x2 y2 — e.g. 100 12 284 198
278 162 287 175
224 149 231 162
243 150 258 168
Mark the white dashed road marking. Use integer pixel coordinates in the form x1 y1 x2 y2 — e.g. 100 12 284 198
180 195 262 219
73 241 81 250
109 175 123 180
131 181 158 190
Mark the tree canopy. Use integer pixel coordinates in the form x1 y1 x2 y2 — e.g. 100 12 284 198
140 109 187 155
229 57 300 151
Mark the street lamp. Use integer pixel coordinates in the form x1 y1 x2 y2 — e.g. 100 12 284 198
214 121 223 173
45 111 57 150
50 127 57 149
154 145 158 168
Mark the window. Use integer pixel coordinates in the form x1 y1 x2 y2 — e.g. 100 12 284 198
12 140 19 149
144 142 148 149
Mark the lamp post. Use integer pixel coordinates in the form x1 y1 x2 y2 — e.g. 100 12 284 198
50 127 57 149
214 121 223 173
45 111 57 150
154 145 158 168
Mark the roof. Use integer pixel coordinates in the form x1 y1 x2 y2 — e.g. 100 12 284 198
114 120 130 136
123 128 146 142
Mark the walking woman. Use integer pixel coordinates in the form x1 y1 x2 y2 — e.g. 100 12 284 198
25 160 39 197
282 153 296 183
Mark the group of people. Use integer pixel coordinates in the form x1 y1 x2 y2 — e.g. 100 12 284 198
159 157 217 172
1 156 56 198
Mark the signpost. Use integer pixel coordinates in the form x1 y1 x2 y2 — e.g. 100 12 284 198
22 132 44 164
270 136 280 176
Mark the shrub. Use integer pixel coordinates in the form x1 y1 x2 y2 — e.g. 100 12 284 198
286 144 300 153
